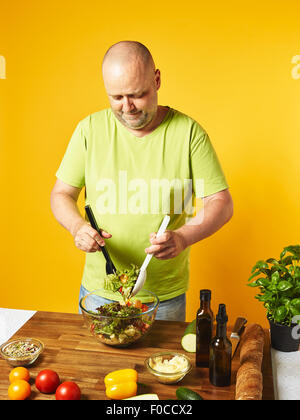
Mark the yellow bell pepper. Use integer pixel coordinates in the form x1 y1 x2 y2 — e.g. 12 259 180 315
106 381 138 400
104 369 138 400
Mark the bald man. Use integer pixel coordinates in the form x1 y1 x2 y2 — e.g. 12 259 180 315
51 41 233 321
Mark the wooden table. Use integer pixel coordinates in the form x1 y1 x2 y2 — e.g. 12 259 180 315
0 311 274 400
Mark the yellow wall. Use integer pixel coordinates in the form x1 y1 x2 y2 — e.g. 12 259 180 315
1 0 300 328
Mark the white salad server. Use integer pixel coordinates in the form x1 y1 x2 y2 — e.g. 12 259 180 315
130 215 170 297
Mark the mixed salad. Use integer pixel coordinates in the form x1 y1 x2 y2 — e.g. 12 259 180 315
103 264 140 303
87 265 153 346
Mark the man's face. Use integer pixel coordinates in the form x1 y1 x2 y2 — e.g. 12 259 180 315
103 58 160 130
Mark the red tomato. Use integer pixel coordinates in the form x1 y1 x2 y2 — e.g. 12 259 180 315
55 381 81 400
141 304 149 312
35 369 60 394
133 299 142 309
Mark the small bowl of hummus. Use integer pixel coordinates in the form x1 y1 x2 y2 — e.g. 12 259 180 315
144 351 192 384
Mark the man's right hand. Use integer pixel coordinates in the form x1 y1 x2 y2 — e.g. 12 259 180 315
72 221 112 253
50 180 112 253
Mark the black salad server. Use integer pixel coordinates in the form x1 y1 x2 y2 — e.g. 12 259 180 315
85 205 116 275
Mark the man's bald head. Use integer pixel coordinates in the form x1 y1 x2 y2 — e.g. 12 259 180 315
102 41 161 131
102 41 155 74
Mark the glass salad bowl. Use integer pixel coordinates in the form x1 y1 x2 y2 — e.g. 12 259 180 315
80 289 159 348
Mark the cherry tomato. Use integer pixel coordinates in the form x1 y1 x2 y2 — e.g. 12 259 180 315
55 381 81 400
35 369 60 394
119 274 128 284
9 367 30 383
141 304 149 312
133 299 142 309
8 379 31 400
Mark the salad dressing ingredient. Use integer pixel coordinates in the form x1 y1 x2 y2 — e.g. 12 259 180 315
145 352 192 384
196 289 214 367
209 304 232 387
149 355 189 374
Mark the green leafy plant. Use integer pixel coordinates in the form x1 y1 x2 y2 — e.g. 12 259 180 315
247 245 300 326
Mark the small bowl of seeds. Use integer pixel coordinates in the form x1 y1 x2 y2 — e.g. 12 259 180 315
0 337 44 367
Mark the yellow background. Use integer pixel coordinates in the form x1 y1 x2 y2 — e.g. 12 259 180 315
1 0 300 328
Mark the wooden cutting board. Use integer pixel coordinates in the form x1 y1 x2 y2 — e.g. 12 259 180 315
0 311 274 400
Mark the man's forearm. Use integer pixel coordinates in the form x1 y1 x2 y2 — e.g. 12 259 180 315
50 192 85 237
176 195 233 249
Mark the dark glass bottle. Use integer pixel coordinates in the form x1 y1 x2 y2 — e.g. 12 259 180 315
209 303 232 387
196 289 214 367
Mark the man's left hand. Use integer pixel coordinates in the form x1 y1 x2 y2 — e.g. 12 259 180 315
145 230 186 260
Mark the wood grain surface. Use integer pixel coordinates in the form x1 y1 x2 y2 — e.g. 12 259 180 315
0 311 274 400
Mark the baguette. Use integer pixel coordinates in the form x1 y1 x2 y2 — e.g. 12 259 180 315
235 324 265 400
235 361 263 400
239 323 265 368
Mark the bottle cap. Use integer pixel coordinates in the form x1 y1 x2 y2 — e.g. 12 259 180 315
200 289 211 301
216 303 228 323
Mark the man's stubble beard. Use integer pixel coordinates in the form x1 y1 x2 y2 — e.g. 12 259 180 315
115 109 156 130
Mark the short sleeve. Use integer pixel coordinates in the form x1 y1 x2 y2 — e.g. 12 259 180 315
56 122 86 188
190 126 229 198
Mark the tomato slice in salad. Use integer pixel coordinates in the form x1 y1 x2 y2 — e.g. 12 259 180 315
104 265 150 313
104 264 140 303
119 274 129 284
141 304 149 312
124 299 149 312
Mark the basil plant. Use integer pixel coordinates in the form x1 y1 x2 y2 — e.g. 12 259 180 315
247 245 300 326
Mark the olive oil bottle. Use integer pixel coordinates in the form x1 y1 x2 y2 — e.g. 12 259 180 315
209 304 232 387
196 289 214 367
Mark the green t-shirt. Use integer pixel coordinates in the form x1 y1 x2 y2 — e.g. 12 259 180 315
56 107 228 302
